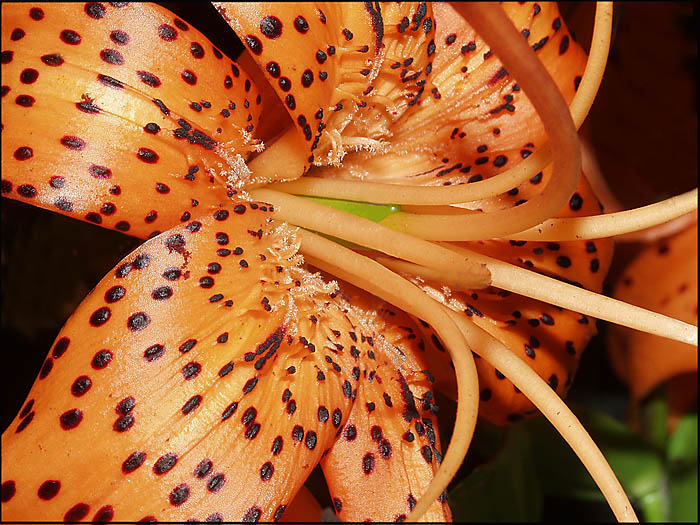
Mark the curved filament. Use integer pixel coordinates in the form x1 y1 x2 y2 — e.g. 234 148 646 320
569 2 613 128
505 188 698 241
444 309 638 523
297 231 479 522
269 2 613 207
377 1 582 240
616 210 698 243
376 256 483 292
445 244 699 346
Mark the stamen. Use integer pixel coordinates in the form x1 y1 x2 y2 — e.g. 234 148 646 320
445 243 698 347
444 308 638 523
249 188 491 288
380 250 696 347
297 231 479 523
504 188 698 241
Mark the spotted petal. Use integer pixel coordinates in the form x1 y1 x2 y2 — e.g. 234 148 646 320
416 172 614 424
1 201 449 521
1 2 262 239
1 204 340 521
422 1 585 182
315 1 586 185
318 284 451 522
607 221 698 402
215 2 441 171
215 2 377 168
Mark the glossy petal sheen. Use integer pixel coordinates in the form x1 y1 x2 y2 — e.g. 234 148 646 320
2 203 447 522
1 2 261 239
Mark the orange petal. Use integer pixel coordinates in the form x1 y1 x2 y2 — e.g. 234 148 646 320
1 3 261 239
318 1 586 185
607 221 698 401
319 286 451 522
214 2 378 169
331 2 437 144
1 204 360 522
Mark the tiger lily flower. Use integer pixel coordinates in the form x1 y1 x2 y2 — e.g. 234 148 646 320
1 2 696 523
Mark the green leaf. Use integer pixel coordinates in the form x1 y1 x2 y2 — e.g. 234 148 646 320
449 424 543 521
669 467 697 522
667 412 698 522
525 405 667 520
667 412 698 465
640 386 670 451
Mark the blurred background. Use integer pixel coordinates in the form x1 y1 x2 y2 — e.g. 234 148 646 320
2 2 696 521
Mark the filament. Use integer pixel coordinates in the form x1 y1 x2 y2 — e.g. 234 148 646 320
376 256 480 292
443 308 638 523
570 2 613 129
251 187 697 346
615 210 697 243
445 244 699 347
249 188 492 288
504 188 698 241
296 231 479 523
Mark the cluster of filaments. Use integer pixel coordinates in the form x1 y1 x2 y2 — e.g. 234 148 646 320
232 3 696 522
